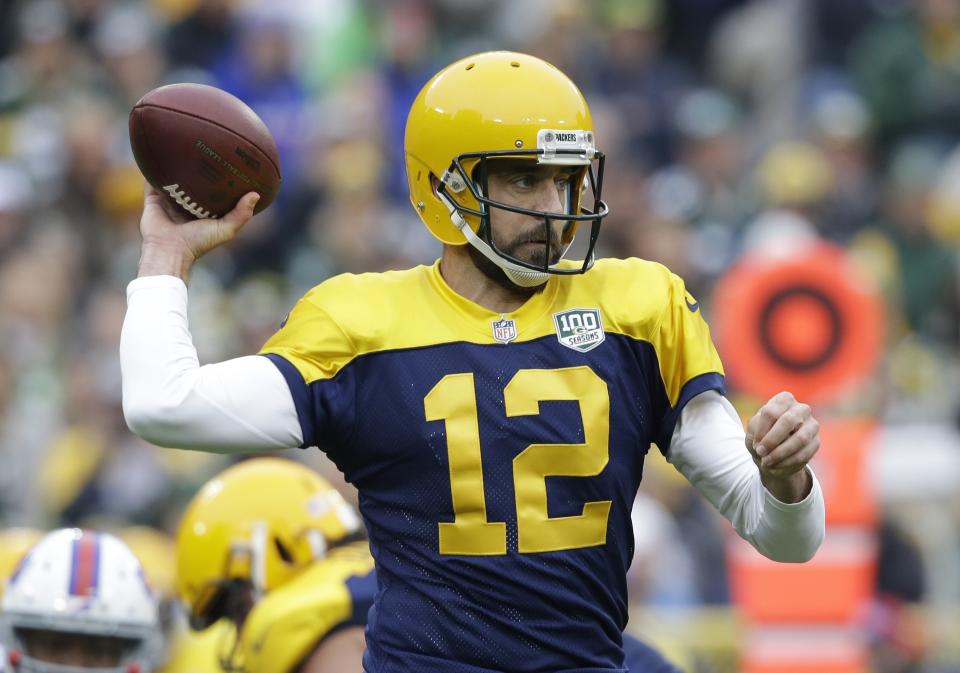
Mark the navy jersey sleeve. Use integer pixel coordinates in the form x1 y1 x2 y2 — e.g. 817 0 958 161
259 288 358 451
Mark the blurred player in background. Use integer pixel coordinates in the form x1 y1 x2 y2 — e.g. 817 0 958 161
0 528 161 673
121 51 825 671
171 458 374 673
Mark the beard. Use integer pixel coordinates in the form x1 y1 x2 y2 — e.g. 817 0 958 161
467 222 563 296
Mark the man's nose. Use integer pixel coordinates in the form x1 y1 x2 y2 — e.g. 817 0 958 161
533 181 563 214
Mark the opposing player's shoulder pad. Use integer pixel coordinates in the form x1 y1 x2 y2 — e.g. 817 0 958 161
239 545 374 673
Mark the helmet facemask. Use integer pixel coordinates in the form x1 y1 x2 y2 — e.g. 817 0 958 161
436 140 608 288
5 626 147 673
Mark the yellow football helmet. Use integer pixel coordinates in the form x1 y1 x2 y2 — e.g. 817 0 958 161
0 528 42 599
404 51 608 287
175 458 361 630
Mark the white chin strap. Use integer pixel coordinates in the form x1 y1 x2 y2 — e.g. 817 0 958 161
440 193 569 288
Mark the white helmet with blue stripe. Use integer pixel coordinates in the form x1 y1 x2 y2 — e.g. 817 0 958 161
0 529 161 673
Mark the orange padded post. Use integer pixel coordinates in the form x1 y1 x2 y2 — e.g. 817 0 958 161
812 419 878 528
727 530 877 623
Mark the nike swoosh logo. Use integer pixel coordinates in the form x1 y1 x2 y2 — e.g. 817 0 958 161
685 297 699 312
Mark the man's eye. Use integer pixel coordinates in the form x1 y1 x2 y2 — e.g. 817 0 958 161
512 175 536 188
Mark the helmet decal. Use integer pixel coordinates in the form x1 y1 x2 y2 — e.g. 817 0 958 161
68 530 100 598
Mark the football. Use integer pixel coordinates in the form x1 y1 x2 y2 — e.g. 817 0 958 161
129 83 281 219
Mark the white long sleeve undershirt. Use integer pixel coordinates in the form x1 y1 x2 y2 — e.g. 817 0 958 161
120 275 824 562
120 275 301 452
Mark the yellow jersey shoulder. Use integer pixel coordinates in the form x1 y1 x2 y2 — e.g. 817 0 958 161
260 265 436 383
301 265 431 349
561 257 682 342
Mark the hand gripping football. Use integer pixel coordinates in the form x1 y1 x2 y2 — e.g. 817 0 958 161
129 83 281 219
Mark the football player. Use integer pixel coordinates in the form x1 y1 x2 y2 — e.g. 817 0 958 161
0 528 161 672
172 458 373 673
121 51 825 672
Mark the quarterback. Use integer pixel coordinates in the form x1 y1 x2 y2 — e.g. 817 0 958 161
121 52 825 672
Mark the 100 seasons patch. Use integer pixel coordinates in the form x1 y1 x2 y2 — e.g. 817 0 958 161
552 308 605 353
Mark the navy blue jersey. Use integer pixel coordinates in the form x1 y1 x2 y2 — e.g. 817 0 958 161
261 259 724 672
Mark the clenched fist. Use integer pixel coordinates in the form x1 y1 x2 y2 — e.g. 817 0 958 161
745 391 820 503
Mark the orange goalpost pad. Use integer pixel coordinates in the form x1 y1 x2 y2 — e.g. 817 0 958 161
726 530 877 623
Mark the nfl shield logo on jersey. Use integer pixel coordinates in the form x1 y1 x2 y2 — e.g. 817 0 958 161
491 317 517 344
553 308 605 352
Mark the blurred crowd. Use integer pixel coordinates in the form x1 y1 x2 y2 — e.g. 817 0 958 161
1 0 960 669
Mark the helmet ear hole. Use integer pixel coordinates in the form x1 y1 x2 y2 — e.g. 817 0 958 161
273 538 294 564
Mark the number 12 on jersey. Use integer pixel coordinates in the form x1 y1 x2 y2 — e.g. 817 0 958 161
424 366 612 556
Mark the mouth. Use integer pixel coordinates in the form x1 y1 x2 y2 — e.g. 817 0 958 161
513 241 550 258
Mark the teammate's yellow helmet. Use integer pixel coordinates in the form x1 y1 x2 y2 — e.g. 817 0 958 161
174 458 361 629
404 51 608 284
0 528 42 599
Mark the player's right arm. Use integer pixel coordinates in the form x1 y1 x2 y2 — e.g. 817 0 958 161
121 187 303 452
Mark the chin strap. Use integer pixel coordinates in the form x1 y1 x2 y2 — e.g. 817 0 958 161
437 191 556 288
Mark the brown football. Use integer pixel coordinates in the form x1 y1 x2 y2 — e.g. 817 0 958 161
129 83 281 219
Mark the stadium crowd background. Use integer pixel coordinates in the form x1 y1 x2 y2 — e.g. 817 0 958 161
0 0 958 671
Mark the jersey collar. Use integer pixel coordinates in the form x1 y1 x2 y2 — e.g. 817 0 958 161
422 259 561 341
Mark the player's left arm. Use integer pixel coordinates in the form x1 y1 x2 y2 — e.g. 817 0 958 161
653 270 824 562
668 390 825 563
